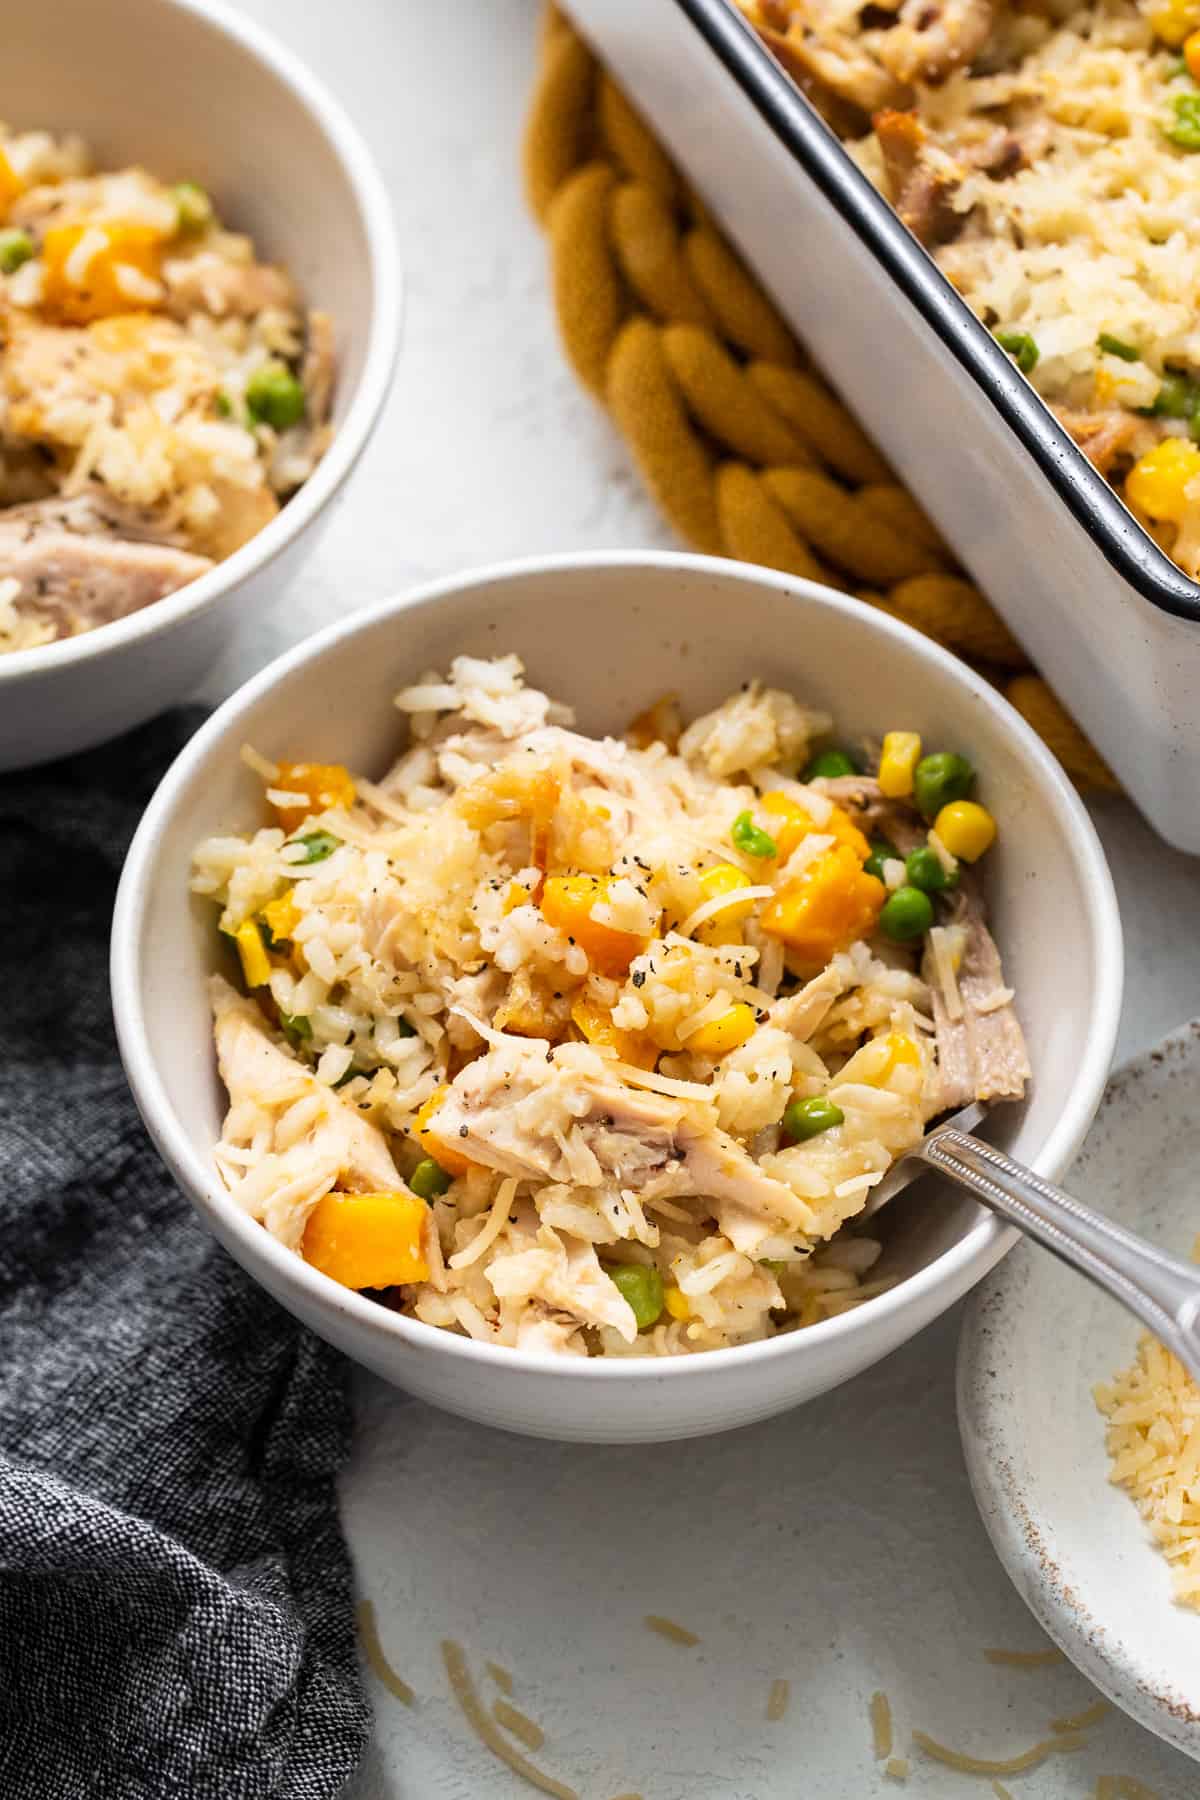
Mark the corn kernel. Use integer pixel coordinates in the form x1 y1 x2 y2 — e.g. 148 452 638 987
235 918 271 989
1125 437 1200 523
413 1084 474 1177
759 791 870 860
934 799 996 863
260 891 301 947
664 1285 690 1321
570 997 657 1069
302 1190 428 1289
694 862 755 946
687 1001 758 1057
882 1032 922 1073
1186 25 1200 75
878 731 922 799
1150 0 1200 45
761 845 886 963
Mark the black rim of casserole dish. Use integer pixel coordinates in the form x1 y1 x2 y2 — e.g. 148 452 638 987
674 0 1200 624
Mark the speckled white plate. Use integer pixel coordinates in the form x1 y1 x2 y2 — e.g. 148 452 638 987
959 1020 1200 1761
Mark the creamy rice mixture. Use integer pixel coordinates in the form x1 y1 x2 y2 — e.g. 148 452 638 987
0 122 334 653
193 656 1028 1358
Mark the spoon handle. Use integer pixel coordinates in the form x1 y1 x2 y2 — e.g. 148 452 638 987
919 1126 1200 1383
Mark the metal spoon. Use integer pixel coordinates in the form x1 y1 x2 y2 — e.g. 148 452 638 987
867 1103 1200 1385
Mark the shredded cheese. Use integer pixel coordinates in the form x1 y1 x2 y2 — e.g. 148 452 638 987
912 1727 1084 1775
870 1690 893 1759
493 1698 545 1751
644 1614 700 1646
357 1600 414 1706
441 1640 579 1800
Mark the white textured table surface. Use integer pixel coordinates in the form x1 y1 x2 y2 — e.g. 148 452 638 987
210 4 1200 1793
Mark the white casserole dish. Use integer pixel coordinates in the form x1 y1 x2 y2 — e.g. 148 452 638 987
561 0 1200 852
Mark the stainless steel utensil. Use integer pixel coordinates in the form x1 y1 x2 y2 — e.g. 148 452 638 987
870 1105 1200 1384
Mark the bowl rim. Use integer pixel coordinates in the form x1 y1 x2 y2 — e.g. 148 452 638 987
0 0 401 686
956 1019 1200 1760
111 550 1125 1381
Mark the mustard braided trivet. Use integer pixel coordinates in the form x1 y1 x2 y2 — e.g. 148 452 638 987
523 5 1118 791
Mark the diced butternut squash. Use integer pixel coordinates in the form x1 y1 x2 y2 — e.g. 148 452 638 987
687 1001 758 1057
761 845 885 963
571 997 657 1069
41 221 165 324
0 148 22 220
540 874 650 976
302 1190 428 1288
270 761 356 834
759 791 870 861
413 1084 474 1177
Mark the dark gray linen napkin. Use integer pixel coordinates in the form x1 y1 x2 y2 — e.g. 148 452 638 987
0 714 371 1800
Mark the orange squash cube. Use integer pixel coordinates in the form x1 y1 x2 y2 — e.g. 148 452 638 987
302 1190 429 1289
413 1084 474 1178
41 221 165 324
761 845 885 963
760 791 870 861
540 874 650 976
270 761 356 834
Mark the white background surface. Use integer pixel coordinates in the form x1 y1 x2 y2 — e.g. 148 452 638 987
209 2 1200 1792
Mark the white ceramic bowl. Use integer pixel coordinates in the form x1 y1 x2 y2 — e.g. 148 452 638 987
111 553 1123 1443
959 1022 1200 1761
0 0 400 771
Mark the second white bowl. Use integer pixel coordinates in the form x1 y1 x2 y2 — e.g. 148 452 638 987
0 0 400 769
111 553 1122 1442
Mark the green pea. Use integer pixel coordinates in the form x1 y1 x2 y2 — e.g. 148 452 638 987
880 885 935 942
214 390 234 420
245 359 306 431
995 329 1039 374
172 180 214 232
608 1264 665 1330
1147 371 1199 418
280 1011 312 1043
731 809 778 859
904 845 958 894
0 228 34 275
803 748 858 780
409 1157 451 1200
1165 92 1200 150
783 1096 845 1140
912 751 975 819
288 829 341 864
863 837 897 882
1097 333 1140 363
